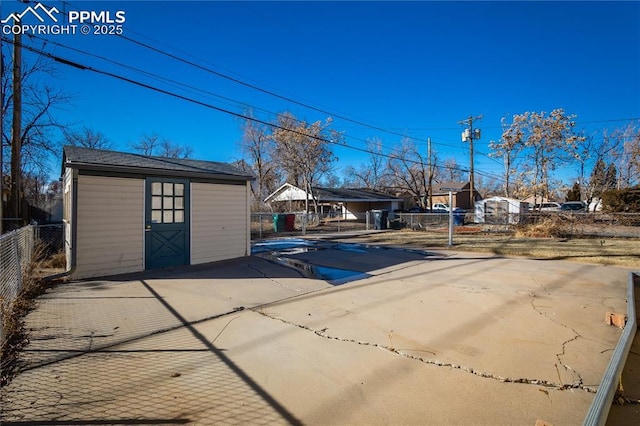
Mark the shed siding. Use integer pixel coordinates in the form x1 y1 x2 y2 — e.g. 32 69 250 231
191 182 248 264
73 175 144 279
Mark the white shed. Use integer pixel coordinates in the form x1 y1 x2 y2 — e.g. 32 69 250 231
475 196 529 224
62 146 254 279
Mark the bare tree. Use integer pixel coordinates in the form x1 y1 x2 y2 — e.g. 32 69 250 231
130 133 192 158
343 138 389 190
438 158 466 183
609 123 640 188
489 116 524 197
239 115 281 209
474 175 502 198
63 126 113 149
321 173 342 188
130 133 158 156
157 138 193 158
387 138 429 209
2 41 70 218
271 112 340 213
499 109 583 204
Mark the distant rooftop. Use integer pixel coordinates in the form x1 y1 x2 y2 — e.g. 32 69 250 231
264 183 401 203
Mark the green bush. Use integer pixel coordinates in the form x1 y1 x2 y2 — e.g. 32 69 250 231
601 186 640 212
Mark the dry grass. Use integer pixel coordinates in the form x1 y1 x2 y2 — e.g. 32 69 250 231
1 244 61 386
349 229 640 267
516 216 574 238
35 249 66 269
0 269 50 386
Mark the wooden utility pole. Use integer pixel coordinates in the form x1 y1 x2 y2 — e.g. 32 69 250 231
0 33 4 231
459 115 482 209
427 137 434 210
11 30 22 220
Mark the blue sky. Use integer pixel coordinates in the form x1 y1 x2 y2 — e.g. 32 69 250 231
3 0 640 184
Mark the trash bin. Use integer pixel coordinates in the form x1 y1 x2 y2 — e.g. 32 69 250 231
453 210 465 226
372 210 388 230
285 214 296 232
273 214 286 232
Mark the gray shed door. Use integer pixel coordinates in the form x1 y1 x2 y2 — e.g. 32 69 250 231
145 178 190 269
484 200 509 224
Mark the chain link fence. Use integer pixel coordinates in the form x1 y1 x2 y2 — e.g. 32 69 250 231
253 211 640 240
251 212 370 239
394 211 640 238
34 224 64 259
395 212 456 230
0 225 35 346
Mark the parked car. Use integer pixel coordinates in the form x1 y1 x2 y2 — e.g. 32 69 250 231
530 202 561 212
432 203 450 211
407 206 424 213
560 201 587 211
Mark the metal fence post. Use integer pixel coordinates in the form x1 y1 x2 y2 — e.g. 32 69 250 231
13 232 22 294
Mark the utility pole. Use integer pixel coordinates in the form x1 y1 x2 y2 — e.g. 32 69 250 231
459 115 482 209
427 137 434 210
0 33 4 232
11 30 22 221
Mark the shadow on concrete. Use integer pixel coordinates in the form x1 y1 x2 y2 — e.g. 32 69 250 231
1 275 302 425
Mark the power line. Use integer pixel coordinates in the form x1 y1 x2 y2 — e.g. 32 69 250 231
24 34 453 158
7 37 507 183
116 33 442 145
18 0 446 146
29 35 465 155
24 34 293 124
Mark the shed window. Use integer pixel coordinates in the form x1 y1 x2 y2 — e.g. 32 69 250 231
150 182 186 224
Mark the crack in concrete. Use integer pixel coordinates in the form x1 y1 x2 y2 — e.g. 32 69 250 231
247 261 308 293
253 310 597 393
528 290 586 388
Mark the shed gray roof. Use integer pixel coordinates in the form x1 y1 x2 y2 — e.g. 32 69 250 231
434 182 470 193
63 146 254 181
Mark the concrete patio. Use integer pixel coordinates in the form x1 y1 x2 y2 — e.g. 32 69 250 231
0 240 634 425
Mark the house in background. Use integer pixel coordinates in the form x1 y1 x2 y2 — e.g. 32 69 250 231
430 182 482 211
264 183 402 220
62 146 254 280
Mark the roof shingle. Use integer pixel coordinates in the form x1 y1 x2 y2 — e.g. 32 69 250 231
63 146 254 181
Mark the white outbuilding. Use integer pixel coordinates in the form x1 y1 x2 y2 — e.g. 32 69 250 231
62 146 254 279
474 196 529 224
